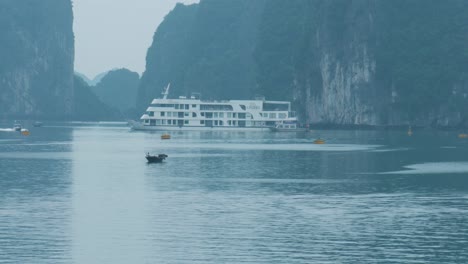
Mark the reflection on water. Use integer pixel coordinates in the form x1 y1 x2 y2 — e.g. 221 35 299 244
1 123 468 263
0 123 73 264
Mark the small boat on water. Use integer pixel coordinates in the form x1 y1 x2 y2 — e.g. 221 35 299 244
13 123 22 131
459 133 468 139
269 122 308 132
407 126 413 136
21 129 30 136
313 139 325 144
146 153 168 163
33 121 43 127
161 134 171 140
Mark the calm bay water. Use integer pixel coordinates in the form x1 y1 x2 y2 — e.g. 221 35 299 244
1 122 468 263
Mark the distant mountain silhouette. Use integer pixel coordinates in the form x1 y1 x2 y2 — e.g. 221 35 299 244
91 68 140 117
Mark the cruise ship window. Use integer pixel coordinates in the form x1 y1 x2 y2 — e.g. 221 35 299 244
149 111 154 117
220 121 224 126
279 113 287 119
184 120 189 124
185 104 189 110
240 105 246 110
162 120 166 125
168 120 172 125
167 112 172 117
175 105 179 109
228 121 231 126
160 112 165 117
219 113 224 118
269 113 276 119
192 112 197 117
214 113 218 118
201 112 205 116
214 120 218 126
233 113 237 118
227 113 232 118
150 120 156 126
185 112 189 117
192 104 196 108
156 120 161 125
200 120 205 125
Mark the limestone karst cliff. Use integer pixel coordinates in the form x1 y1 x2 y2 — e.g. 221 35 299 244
139 0 468 127
0 0 75 119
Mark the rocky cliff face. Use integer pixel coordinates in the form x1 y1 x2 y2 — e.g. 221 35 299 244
139 0 468 127
257 0 468 127
0 0 74 119
138 0 265 109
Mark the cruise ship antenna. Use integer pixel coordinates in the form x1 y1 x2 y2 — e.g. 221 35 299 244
162 83 171 99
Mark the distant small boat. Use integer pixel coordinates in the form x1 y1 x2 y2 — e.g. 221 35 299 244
313 139 325 144
459 133 468 139
13 123 22 131
33 121 43 127
146 153 168 163
161 134 171 140
269 123 308 132
407 126 413 136
21 129 30 136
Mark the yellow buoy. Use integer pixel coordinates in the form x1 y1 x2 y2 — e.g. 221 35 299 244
313 139 325 144
161 134 171 140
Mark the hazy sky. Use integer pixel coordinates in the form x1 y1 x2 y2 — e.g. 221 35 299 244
73 0 198 79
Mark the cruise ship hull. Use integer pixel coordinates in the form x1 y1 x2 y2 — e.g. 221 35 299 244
131 122 271 132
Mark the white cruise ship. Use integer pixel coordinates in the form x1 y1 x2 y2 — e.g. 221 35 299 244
132 85 298 131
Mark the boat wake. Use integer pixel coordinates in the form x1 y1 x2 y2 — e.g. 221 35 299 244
0 128 15 132
159 143 380 152
381 162 468 175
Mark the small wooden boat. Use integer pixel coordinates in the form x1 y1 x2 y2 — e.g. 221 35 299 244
146 153 168 163
459 133 468 139
313 139 325 144
161 134 171 140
